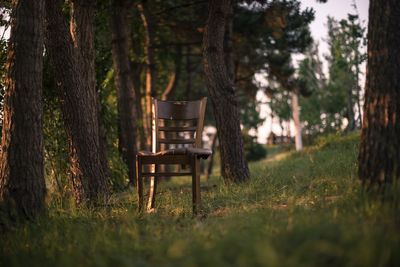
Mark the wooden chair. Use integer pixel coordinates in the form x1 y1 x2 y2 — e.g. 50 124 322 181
136 97 212 214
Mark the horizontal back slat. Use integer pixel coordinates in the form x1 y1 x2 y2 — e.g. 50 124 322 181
156 100 201 120
158 138 195 144
158 126 197 132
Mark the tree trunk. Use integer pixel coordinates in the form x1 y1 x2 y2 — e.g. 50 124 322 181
110 0 138 187
203 0 250 183
358 0 400 186
138 1 157 150
70 0 110 180
45 0 109 204
0 0 46 221
291 91 303 151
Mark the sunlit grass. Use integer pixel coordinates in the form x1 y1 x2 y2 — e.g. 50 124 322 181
1 132 399 267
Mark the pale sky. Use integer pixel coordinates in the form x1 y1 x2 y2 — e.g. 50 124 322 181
256 0 369 143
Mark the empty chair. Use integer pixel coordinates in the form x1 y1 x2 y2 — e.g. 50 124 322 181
136 97 212 214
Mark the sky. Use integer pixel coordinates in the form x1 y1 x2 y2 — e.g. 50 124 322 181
256 0 369 143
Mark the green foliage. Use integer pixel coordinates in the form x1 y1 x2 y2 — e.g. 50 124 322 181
270 90 291 121
240 100 264 130
297 43 327 135
298 12 366 138
42 56 70 196
261 0 314 87
240 101 267 161
298 59 323 135
322 15 366 130
2 134 400 267
243 132 267 162
99 69 128 190
244 0 315 134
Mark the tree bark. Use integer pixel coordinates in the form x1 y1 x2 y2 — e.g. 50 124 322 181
70 0 110 180
203 0 250 182
0 0 46 221
45 0 109 204
358 0 400 186
110 0 138 187
291 91 303 151
138 1 157 150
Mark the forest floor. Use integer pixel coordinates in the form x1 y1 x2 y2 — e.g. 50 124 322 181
1 133 400 267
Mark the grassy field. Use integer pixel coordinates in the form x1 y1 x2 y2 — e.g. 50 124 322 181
1 133 399 267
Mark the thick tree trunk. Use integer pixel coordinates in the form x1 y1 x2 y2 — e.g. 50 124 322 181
203 0 250 182
110 0 138 186
0 0 46 221
291 91 303 151
358 0 400 186
45 0 109 204
70 0 110 180
138 1 157 150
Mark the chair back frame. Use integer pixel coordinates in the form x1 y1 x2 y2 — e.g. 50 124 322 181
152 98 207 153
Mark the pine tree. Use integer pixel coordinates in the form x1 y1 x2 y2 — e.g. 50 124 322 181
0 0 46 222
358 0 400 186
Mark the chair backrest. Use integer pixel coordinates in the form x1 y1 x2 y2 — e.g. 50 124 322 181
152 98 207 153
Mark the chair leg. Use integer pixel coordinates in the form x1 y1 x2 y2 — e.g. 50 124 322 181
136 156 143 213
147 164 158 211
192 157 201 214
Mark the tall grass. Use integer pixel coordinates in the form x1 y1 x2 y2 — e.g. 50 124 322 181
1 133 399 267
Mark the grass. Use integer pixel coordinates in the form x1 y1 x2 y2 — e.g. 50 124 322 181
1 133 400 267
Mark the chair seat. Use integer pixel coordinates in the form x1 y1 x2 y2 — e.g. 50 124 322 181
138 147 212 159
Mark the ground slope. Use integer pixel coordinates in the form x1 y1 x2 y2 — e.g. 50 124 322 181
1 133 399 267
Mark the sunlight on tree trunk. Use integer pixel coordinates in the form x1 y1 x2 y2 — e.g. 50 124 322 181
0 0 46 221
45 0 109 204
70 0 110 181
